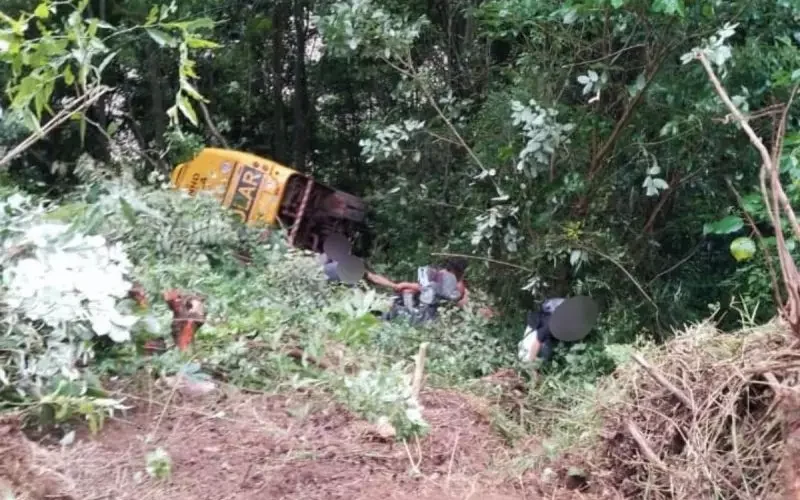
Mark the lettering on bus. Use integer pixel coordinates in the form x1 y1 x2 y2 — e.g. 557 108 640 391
188 173 208 196
229 165 264 221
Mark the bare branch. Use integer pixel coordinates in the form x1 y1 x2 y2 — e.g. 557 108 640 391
0 86 112 169
632 353 695 412
626 419 672 473
197 100 230 149
696 54 800 242
726 178 783 306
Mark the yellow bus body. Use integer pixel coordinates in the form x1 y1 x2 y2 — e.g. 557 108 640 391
170 148 296 226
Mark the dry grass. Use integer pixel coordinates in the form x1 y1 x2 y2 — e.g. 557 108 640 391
560 319 800 499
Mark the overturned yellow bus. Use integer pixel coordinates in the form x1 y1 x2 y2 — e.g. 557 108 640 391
170 148 367 253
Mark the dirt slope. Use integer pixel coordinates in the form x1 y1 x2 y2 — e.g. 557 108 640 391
2 384 533 500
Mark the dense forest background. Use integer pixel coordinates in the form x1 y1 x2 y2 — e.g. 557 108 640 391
5 2 800 497
3 0 800 356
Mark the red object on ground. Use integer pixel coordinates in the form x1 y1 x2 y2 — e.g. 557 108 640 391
163 289 206 351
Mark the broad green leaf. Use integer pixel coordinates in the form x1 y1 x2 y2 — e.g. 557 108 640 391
741 193 762 214
185 37 220 49
87 18 99 37
146 28 177 47
703 215 744 235
177 94 198 126
34 2 50 19
22 109 40 133
78 63 89 86
106 120 119 136
34 88 45 118
180 79 204 101
10 77 36 110
179 55 198 78
42 79 54 113
159 4 171 21
63 65 75 85
611 0 625 8
145 5 159 25
730 237 756 262
177 18 215 32
88 37 107 52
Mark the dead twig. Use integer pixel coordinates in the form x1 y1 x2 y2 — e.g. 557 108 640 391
631 353 696 412
712 102 786 124
625 419 671 473
446 431 460 488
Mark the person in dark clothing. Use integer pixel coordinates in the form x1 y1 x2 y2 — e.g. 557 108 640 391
392 258 469 306
382 258 470 323
518 298 565 363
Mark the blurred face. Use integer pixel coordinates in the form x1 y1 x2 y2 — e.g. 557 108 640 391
434 270 461 301
444 264 466 281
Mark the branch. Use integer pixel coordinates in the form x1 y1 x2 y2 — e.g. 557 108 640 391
380 55 497 188
625 419 671 473
0 86 112 169
632 353 695 412
697 51 800 333
576 245 658 311
712 102 785 124
564 44 646 69
121 112 170 172
430 251 534 273
696 54 800 242
646 243 701 286
197 100 230 149
726 178 783 306
587 46 668 180
642 170 681 234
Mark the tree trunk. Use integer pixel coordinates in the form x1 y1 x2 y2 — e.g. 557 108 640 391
271 0 288 164
148 53 166 149
87 0 111 162
292 0 309 171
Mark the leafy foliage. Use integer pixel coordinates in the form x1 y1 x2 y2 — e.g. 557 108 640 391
4 0 800 453
339 362 428 440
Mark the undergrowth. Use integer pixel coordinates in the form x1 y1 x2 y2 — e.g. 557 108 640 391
0 178 521 439
0 174 641 448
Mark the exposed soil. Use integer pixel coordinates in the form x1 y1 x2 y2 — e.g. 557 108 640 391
1 383 535 500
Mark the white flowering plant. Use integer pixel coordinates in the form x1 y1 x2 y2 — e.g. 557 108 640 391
0 191 139 418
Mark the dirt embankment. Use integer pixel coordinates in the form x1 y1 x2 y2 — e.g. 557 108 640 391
9 322 798 500
0 384 538 500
